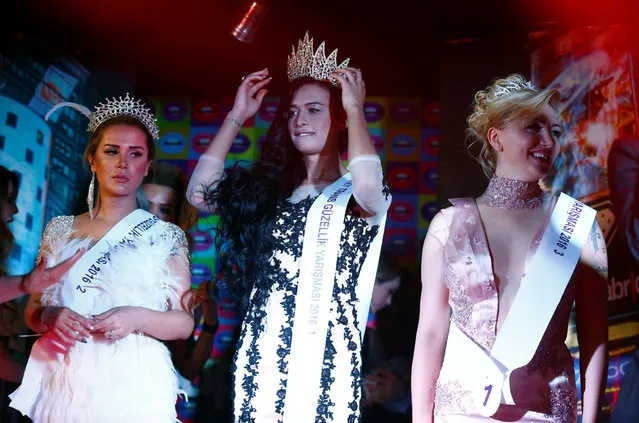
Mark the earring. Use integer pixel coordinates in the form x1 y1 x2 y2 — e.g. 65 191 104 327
88 172 95 221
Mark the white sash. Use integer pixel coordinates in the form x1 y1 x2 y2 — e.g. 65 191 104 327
62 209 160 315
282 174 387 422
446 193 596 416
9 209 160 417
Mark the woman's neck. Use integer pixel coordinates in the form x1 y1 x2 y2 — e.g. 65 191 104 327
92 194 138 223
302 152 344 185
482 174 544 211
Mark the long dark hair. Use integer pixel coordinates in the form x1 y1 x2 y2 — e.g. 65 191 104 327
0 165 19 272
205 77 346 307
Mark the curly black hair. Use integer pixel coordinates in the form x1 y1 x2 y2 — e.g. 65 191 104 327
204 77 347 309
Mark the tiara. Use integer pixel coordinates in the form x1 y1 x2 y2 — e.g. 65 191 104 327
45 93 160 140
287 32 350 86
493 79 538 99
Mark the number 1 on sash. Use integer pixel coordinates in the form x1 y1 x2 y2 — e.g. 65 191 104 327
483 384 493 407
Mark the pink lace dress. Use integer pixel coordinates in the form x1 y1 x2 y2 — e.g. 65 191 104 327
432 197 577 423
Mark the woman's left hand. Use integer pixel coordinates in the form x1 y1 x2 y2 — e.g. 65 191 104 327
330 67 366 114
91 306 141 341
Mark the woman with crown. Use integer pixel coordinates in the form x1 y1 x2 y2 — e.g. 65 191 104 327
187 33 390 422
9 96 195 422
412 75 608 423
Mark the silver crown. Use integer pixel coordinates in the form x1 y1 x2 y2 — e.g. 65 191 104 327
287 32 350 86
45 94 160 141
89 94 159 140
493 79 538 98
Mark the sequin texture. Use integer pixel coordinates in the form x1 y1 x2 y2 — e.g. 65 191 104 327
36 216 74 263
484 175 544 210
434 380 469 415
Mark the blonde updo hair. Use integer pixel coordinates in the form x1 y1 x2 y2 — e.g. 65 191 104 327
466 74 560 178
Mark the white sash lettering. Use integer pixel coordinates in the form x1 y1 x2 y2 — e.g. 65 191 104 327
282 174 387 422
443 193 596 416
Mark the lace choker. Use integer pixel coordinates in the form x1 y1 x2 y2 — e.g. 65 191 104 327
484 175 544 210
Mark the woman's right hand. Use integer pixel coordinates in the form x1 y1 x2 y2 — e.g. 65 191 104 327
40 306 94 344
22 249 85 294
228 68 271 123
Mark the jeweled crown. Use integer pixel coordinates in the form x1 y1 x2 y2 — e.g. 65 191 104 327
90 94 159 140
287 32 350 86
493 78 538 99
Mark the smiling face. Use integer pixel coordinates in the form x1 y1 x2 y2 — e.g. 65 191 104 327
489 104 562 181
89 124 151 200
287 82 344 156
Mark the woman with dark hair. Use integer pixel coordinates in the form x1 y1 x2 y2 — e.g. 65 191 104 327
143 161 188 225
1 165 84 423
9 96 194 422
187 33 390 422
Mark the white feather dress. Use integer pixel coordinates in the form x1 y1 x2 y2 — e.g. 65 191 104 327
9 214 190 423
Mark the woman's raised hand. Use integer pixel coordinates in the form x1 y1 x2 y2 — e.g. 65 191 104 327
229 68 272 124
330 67 366 115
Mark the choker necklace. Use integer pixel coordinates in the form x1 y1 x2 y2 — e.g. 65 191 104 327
484 175 544 210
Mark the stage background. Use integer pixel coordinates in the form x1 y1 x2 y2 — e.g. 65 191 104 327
0 37 134 276
2 23 639 423
531 25 639 419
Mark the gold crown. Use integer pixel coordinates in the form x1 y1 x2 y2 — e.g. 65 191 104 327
287 32 350 86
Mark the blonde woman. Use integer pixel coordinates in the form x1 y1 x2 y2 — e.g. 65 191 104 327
412 75 608 423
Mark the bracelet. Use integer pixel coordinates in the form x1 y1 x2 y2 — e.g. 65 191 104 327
201 322 218 334
225 117 243 130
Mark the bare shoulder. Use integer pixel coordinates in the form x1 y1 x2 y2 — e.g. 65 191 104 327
423 207 453 250
69 212 89 231
428 206 454 234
